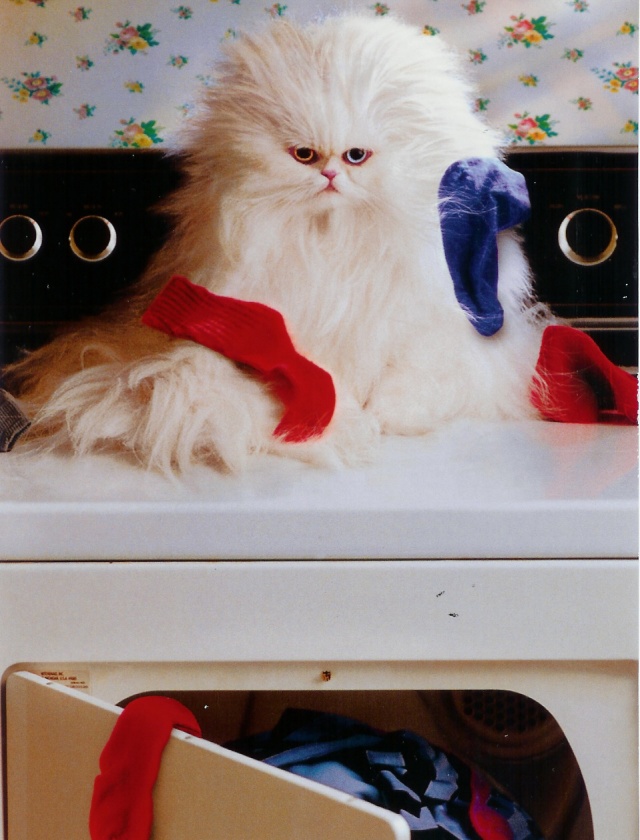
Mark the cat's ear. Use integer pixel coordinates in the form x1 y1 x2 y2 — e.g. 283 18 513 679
437 158 530 336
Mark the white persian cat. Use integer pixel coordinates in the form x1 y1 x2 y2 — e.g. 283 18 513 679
5 14 549 473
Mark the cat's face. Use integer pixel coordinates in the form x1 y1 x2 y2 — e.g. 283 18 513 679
282 143 377 208
232 95 390 220
190 16 497 227
197 22 409 219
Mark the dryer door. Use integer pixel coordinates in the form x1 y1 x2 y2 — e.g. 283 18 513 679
5 671 409 840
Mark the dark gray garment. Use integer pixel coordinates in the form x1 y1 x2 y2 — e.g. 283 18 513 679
0 389 30 451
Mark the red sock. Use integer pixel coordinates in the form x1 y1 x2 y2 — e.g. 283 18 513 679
469 770 513 840
89 697 201 840
142 275 336 443
532 325 638 424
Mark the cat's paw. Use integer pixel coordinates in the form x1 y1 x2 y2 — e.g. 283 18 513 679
32 344 281 473
367 371 444 436
270 393 381 468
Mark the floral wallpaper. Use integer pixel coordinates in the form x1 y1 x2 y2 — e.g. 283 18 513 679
0 0 637 149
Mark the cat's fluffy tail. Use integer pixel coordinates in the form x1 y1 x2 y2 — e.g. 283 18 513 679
4 324 380 473
3 318 166 408
6 329 280 473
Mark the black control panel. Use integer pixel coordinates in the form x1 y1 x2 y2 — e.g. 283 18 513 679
509 148 638 367
0 150 180 367
0 148 637 369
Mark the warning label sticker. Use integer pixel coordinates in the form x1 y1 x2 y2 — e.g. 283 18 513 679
39 670 90 692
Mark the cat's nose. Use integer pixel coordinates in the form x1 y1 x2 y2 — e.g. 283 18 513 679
322 169 338 181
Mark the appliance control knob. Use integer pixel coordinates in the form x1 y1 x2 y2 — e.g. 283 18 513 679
0 214 43 261
558 207 618 266
69 215 117 262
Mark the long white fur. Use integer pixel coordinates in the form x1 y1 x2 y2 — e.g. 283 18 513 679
5 14 549 473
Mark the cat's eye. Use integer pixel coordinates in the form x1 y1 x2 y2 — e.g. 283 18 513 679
343 148 372 166
289 146 320 165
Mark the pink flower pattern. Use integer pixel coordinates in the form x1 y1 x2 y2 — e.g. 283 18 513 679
500 15 555 49
507 112 559 145
0 1 636 146
593 61 639 93
2 71 62 104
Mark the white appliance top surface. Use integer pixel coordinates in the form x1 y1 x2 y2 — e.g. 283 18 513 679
0 419 637 560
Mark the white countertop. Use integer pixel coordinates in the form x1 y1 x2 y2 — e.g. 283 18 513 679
0 419 636 560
